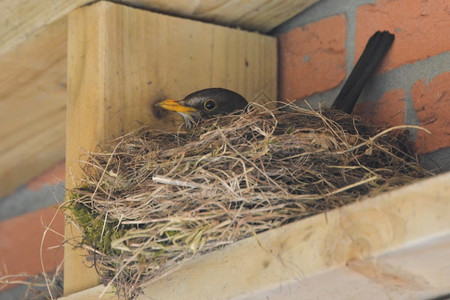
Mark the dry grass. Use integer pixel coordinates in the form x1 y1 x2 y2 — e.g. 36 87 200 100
66 103 430 299
0 270 63 299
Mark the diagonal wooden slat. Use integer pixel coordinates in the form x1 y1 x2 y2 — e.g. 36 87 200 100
0 17 67 197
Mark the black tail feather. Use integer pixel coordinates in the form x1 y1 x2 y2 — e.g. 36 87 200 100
331 31 395 114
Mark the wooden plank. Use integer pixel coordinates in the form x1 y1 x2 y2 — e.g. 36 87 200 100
63 233 450 300
65 1 276 295
120 0 319 32
0 0 89 56
0 17 67 197
243 233 450 299
62 172 450 299
0 0 316 56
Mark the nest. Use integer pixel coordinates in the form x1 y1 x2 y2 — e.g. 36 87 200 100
67 103 430 298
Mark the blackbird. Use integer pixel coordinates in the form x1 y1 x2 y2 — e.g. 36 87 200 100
156 88 247 128
156 31 394 128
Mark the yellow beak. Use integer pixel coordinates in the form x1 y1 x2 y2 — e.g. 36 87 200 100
156 99 197 114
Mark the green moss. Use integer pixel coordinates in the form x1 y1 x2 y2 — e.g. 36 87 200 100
137 254 148 265
286 126 293 134
152 248 165 257
164 230 179 237
67 200 123 256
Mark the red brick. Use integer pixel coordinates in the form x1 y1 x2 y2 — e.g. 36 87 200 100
0 207 64 280
353 89 406 127
26 160 65 191
412 72 450 154
279 15 347 102
356 0 450 71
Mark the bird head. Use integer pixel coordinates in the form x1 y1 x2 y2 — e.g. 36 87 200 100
156 88 248 128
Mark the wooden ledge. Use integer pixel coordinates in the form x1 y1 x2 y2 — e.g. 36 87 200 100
62 171 450 299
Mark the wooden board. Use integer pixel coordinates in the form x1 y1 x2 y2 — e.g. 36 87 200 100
120 0 319 32
61 172 450 299
0 17 67 197
65 1 276 295
242 233 450 300
0 0 317 56
0 0 86 56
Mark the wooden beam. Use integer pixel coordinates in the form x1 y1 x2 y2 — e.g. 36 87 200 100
62 172 450 299
119 0 319 32
0 17 67 197
0 0 89 56
245 233 450 299
65 1 276 295
0 0 317 57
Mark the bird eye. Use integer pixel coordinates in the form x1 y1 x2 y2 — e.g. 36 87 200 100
204 99 216 110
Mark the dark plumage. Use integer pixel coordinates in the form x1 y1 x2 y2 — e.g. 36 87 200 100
156 31 395 127
156 88 247 128
182 88 247 117
332 30 395 113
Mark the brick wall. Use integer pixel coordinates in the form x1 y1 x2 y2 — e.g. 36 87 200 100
276 0 450 172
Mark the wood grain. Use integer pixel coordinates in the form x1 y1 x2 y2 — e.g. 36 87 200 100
65 1 276 295
0 0 88 55
120 0 319 32
0 0 317 57
0 17 67 197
